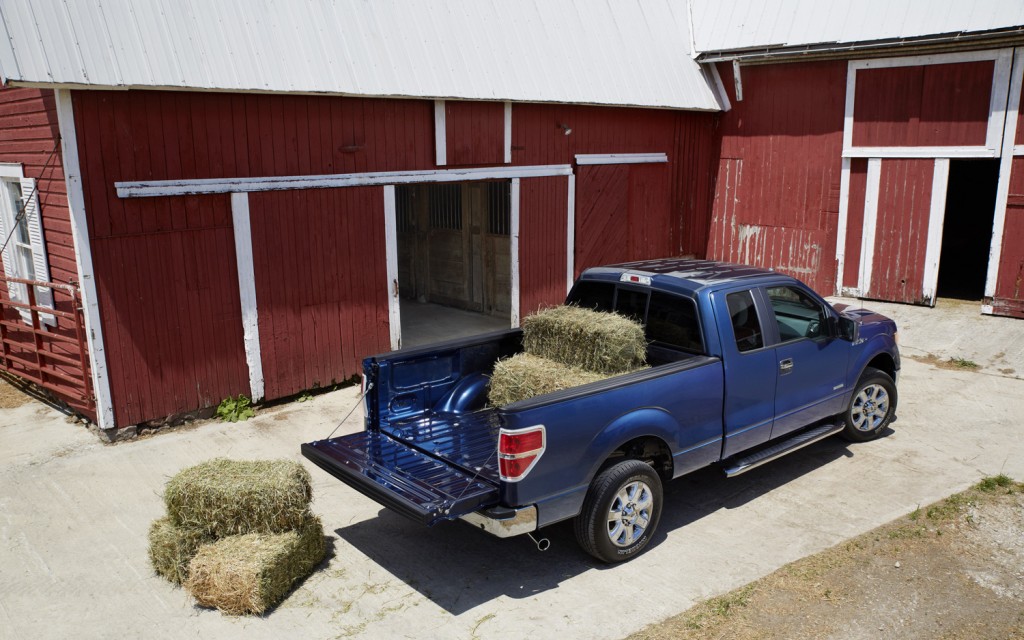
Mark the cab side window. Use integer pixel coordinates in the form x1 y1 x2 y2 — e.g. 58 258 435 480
726 290 764 352
767 286 828 342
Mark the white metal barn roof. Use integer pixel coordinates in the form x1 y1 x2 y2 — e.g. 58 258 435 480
691 0 1024 59
0 0 722 111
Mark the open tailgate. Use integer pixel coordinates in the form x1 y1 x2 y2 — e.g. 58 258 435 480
302 430 499 526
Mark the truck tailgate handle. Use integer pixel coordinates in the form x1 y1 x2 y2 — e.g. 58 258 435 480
779 358 794 374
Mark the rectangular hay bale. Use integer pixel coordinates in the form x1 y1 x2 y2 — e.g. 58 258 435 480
522 306 646 374
164 458 312 537
185 516 326 615
488 353 611 406
148 515 213 585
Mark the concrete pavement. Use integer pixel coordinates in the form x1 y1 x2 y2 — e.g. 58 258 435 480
1 299 1023 640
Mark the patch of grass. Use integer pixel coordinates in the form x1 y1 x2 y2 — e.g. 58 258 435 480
296 391 313 403
216 395 255 422
925 493 973 522
684 584 757 629
948 356 979 370
887 524 926 539
976 474 1014 493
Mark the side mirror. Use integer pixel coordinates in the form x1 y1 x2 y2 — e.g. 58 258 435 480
837 316 859 342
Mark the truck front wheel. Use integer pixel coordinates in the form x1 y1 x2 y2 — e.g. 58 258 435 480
841 367 897 442
574 459 663 563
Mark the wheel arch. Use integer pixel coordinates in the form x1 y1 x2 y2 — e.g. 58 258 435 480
584 408 680 484
864 352 897 380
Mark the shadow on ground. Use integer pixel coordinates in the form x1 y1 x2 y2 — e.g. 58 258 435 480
333 434 874 615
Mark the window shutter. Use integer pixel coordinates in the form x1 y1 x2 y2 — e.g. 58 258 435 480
20 177 55 324
0 197 28 309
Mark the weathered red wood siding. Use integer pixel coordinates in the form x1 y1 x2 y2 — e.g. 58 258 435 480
0 87 94 415
708 61 847 294
574 163 673 276
842 159 869 290
512 104 716 258
852 61 993 148
250 188 388 399
992 157 1024 317
868 159 934 304
71 90 439 424
446 101 504 166
576 165 629 271
68 88 718 424
519 176 570 315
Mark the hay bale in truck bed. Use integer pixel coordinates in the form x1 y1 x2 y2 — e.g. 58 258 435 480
185 516 326 615
148 516 213 585
522 306 646 374
488 353 611 406
164 458 312 537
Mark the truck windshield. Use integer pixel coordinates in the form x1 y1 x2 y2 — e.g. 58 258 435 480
566 281 704 354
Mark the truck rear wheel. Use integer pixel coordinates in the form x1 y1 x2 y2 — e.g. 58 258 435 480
841 367 897 442
574 459 663 563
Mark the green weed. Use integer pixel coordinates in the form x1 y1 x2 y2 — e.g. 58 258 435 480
216 395 255 422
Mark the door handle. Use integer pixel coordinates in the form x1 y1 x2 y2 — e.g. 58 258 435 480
779 358 794 374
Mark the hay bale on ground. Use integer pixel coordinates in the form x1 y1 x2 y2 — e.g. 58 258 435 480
164 458 312 537
522 306 646 374
148 516 213 585
488 353 611 406
185 516 326 615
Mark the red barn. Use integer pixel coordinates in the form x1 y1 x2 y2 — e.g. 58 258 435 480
1 0 1023 435
692 1 1024 316
0 0 722 433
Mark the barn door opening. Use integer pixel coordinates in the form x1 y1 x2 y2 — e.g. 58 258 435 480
936 159 999 300
396 181 511 348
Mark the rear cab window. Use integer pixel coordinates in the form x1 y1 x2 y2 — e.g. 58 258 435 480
566 280 704 355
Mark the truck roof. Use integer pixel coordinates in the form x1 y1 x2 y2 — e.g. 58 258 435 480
581 258 788 295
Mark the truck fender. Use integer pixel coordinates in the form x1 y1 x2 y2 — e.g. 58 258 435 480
582 407 680 483
848 335 899 386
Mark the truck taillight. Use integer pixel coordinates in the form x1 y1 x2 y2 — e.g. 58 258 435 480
498 426 546 482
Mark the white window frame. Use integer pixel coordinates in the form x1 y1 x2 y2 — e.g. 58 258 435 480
843 49 1013 159
0 162 54 324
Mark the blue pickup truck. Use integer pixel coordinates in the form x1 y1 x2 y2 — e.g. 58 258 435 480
302 259 899 563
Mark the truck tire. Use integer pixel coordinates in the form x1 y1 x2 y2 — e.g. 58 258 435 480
841 367 897 442
574 459 663 563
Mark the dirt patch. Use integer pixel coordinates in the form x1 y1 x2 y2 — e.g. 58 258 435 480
630 477 1024 640
0 375 32 409
907 353 982 371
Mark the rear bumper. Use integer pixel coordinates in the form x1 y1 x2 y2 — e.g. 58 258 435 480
460 505 537 538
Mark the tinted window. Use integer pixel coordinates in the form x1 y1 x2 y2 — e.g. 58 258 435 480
646 292 703 353
726 290 764 352
767 286 828 342
566 281 614 312
615 288 648 323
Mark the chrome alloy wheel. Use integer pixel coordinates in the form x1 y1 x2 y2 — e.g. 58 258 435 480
607 480 653 547
851 383 890 431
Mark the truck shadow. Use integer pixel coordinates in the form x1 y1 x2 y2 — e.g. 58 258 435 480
331 433 882 615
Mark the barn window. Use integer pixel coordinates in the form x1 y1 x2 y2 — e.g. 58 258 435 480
487 182 510 235
428 184 462 231
0 163 53 324
395 185 415 233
